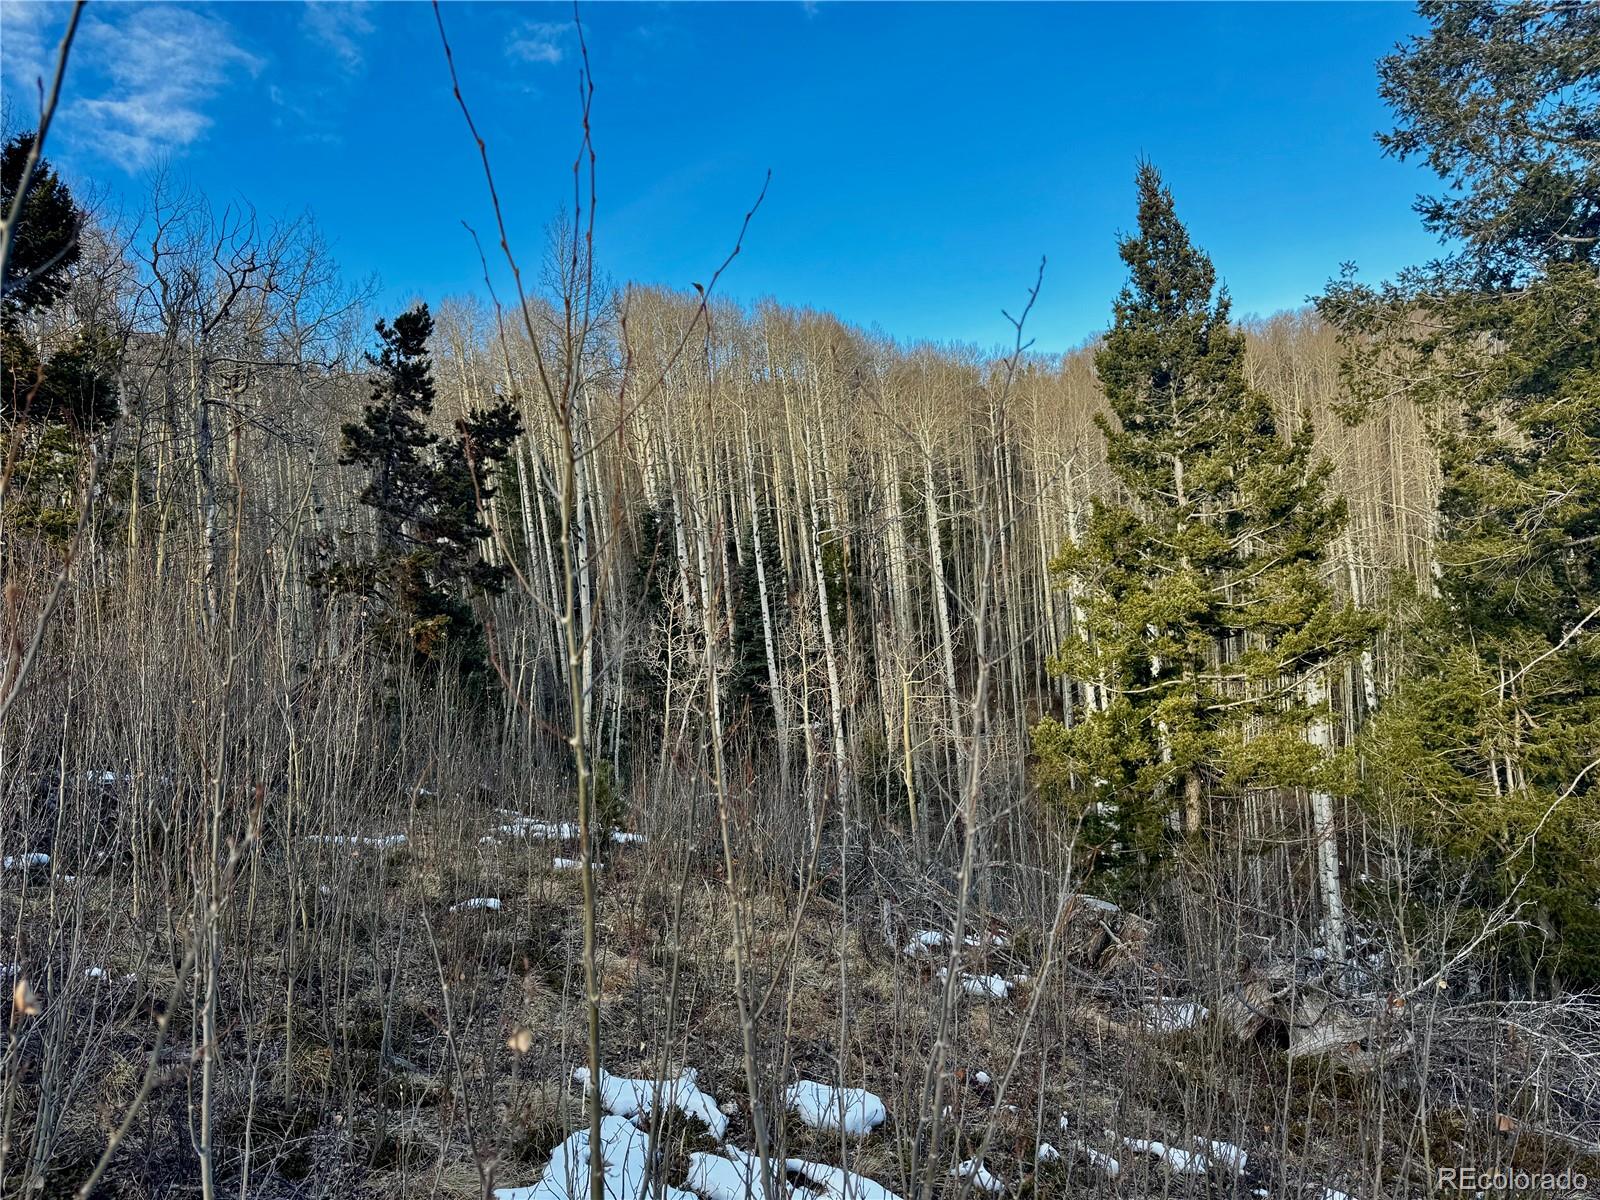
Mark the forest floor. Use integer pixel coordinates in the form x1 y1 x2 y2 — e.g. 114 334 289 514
5 785 1598 1200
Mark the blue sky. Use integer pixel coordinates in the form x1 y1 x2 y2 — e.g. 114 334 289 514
1 1 1439 353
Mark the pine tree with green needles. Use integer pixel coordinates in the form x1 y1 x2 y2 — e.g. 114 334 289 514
1 133 120 547
1319 1 1600 987
1 132 83 316
1034 164 1375 896
313 303 522 687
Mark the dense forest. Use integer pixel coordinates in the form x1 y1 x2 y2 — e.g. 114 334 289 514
1 3 1596 1199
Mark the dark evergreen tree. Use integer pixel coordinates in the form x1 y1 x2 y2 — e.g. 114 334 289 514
1 132 83 315
1034 164 1374 892
725 502 786 728
1 133 119 547
1320 1 1600 985
1375 0 1599 289
314 303 522 685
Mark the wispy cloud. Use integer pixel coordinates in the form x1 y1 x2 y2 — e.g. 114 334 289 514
507 21 573 66
75 6 261 170
0 0 62 114
0 3 262 171
302 0 375 71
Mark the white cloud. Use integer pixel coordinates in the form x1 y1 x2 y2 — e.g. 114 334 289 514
507 21 573 66
0 0 63 117
3 4 261 171
302 0 375 71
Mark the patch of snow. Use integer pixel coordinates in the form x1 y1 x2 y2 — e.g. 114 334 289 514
82 770 139 785
1198 1138 1247 1175
450 898 502 913
611 831 647 845
903 930 946 957
1074 1144 1121 1179
1070 894 1120 914
499 818 580 840
553 857 598 871
493 1114 695 1200
786 1159 903 1200
1119 1136 1208 1175
84 967 108 980
951 1160 1003 1194
2 853 49 871
1322 1191 1354 1200
686 1147 787 1200
971 1070 992 1087
784 1080 886 1135
1035 1143 1060 1164
938 968 1011 1000
1142 1001 1209 1033
480 836 500 845
903 928 1005 957
574 1067 728 1140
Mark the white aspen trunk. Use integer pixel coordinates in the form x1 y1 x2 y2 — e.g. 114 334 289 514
804 428 850 812
572 395 598 742
192 351 220 627
922 451 964 780
1342 531 1380 713
882 450 913 651
1304 667 1348 962
1062 460 1102 715
1034 458 1070 724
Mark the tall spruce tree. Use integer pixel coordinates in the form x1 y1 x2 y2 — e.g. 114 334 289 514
1320 1 1600 986
315 303 522 685
1034 165 1374 905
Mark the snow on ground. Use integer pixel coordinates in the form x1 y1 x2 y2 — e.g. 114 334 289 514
574 1067 729 1140
786 1159 904 1200
611 831 647 845
496 814 580 840
493 1114 696 1200
903 931 946 956
903 928 1007 957
937 968 1011 1000
1035 1143 1060 1164
1069 894 1121 914
1141 1000 1209 1033
1199 1138 1247 1175
783 1080 887 1135
1074 1144 1121 1179
2 853 49 871
449 897 502 913
685 1147 788 1200
553 857 598 871
951 1160 1004 1194
1119 1135 1208 1175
